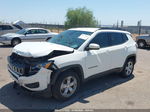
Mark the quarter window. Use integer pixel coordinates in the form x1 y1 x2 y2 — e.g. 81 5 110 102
38 29 48 34
26 29 38 34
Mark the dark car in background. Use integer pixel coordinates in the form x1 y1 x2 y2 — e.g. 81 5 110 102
0 24 22 36
136 35 150 48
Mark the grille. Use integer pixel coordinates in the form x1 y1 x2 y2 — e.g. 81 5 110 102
8 53 31 76
9 64 25 75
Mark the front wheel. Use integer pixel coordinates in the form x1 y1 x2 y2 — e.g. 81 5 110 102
52 71 80 101
11 38 21 47
120 59 135 78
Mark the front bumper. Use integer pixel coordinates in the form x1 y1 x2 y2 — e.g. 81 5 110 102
8 65 52 92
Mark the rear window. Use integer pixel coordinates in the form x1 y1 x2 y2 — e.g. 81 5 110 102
109 32 127 46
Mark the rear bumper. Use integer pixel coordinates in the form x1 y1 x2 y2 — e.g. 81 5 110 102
8 65 52 92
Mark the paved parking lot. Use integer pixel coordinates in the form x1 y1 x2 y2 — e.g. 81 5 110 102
0 43 150 111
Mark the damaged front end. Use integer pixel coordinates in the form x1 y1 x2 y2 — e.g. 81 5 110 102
7 50 73 91
8 50 74 76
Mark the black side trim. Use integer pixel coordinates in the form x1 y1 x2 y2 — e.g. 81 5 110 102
125 54 137 65
84 68 122 82
51 64 84 85
119 54 136 72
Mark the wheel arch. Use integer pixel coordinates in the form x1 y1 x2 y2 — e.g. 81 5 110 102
125 54 136 65
11 37 21 43
137 39 147 44
51 64 84 85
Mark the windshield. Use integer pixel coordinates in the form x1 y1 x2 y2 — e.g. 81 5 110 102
48 30 93 49
16 29 27 34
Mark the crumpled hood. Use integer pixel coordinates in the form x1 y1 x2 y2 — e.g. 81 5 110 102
2 33 23 38
13 42 74 58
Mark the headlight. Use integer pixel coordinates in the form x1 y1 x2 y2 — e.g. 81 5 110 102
36 62 53 69
29 61 54 75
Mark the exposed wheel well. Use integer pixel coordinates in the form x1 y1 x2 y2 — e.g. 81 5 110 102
67 67 84 83
126 55 136 64
11 38 21 43
51 65 84 85
137 39 146 44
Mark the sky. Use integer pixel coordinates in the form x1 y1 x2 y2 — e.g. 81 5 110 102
0 0 150 26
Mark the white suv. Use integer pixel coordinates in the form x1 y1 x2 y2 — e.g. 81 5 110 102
7 28 137 100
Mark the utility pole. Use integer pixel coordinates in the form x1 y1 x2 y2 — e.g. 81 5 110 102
137 20 142 35
116 20 119 29
121 20 124 28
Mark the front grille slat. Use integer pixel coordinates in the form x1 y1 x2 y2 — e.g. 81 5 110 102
9 64 24 76
9 53 31 76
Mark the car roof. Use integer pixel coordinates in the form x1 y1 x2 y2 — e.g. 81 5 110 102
98 29 131 34
26 28 47 30
69 28 100 32
68 28 131 34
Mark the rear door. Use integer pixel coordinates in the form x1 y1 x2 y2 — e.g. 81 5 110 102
24 29 40 42
36 29 49 41
108 32 128 69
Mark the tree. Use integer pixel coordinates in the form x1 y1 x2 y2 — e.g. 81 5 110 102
65 7 98 28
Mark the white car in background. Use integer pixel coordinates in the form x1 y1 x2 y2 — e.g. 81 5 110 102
0 28 58 46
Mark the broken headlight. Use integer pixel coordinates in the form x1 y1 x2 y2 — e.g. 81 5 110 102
29 60 54 75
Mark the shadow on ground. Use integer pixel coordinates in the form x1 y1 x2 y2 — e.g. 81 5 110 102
138 46 150 51
0 74 134 112
0 44 12 48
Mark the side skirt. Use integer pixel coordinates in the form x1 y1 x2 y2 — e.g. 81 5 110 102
83 68 122 83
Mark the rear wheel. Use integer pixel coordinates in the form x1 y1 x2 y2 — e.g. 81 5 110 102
120 59 134 77
52 71 80 101
11 38 21 46
137 40 146 48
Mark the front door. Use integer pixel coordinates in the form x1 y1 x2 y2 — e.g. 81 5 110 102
84 32 111 78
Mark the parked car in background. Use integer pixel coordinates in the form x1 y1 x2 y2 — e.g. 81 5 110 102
136 35 150 48
0 28 58 46
0 24 22 36
7 28 137 101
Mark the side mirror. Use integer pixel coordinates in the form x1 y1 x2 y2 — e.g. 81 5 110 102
86 43 100 50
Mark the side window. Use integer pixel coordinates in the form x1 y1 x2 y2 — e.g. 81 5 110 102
38 29 48 34
26 29 38 34
109 33 125 46
90 33 110 48
0 25 2 30
2 25 13 30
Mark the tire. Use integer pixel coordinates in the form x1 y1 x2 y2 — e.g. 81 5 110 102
11 38 21 47
120 59 135 78
137 40 146 48
52 71 80 101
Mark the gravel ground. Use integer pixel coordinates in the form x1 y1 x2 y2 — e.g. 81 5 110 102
0 43 150 111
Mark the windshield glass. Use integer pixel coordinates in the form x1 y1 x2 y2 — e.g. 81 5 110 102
48 30 93 49
16 29 27 34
